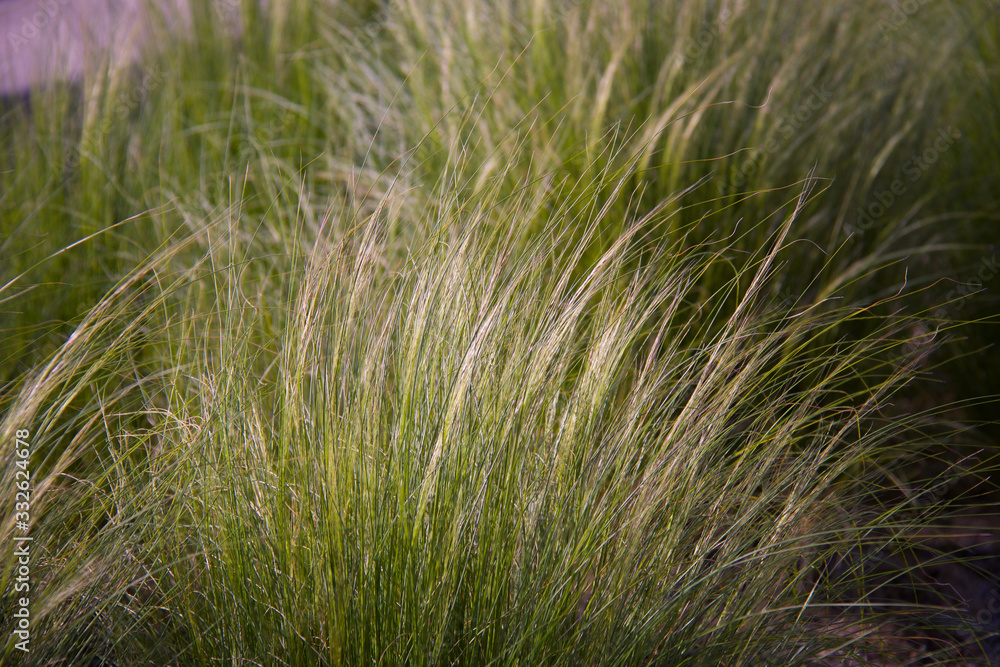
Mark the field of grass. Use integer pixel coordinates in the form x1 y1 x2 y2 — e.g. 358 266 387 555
2 0 999 664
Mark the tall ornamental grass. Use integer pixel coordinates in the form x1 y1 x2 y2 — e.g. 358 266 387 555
0 162 973 664
1 0 997 664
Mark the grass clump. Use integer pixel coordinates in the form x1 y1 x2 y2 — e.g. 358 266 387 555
1 0 997 664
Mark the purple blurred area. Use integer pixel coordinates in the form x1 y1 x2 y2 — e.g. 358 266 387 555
0 0 241 97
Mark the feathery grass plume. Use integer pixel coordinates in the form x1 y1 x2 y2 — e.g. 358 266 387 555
1 154 965 664
1 0 997 664
4 0 996 377
0 216 219 663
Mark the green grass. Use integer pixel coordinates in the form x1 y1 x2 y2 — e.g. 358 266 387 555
1 0 998 664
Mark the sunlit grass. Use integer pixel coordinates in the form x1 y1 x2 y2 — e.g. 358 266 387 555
1 0 997 664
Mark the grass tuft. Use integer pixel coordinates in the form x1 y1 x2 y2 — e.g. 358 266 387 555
1 0 997 664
